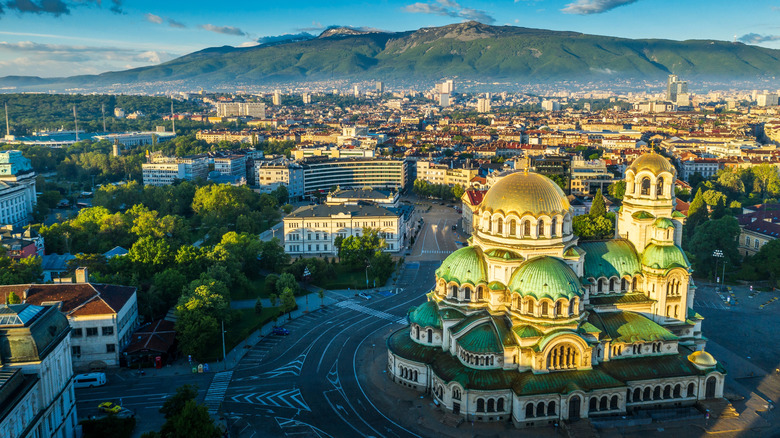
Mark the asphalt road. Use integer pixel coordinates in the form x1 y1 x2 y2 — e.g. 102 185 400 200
75 370 215 435
222 261 439 438
407 201 463 262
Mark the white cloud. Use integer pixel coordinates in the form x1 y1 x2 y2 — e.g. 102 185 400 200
738 33 780 44
144 13 163 24
199 24 246 36
561 0 639 15
403 0 495 24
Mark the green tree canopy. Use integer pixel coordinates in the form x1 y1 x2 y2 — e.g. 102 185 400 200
590 189 607 217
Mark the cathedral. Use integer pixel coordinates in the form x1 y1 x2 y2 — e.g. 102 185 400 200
386 153 725 426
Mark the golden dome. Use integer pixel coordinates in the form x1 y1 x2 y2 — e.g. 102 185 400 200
687 350 717 369
480 172 569 217
627 152 675 176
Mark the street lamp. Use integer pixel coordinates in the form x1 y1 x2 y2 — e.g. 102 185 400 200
713 250 724 291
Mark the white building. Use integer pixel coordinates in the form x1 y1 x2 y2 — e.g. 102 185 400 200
439 93 451 108
273 90 282 106
757 94 779 107
254 160 305 198
541 100 560 112
213 155 247 180
114 108 125 118
142 152 209 186
302 158 410 193
679 159 721 181
284 203 407 255
93 131 176 147
0 269 139 370
0 303 78 438
215 102 266 118
477 97 491 114
0 151 36 227
570 158 616 196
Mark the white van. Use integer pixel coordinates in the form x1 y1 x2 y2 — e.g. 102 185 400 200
73 373 106 388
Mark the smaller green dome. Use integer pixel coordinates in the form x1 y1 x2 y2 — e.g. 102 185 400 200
484 248 522 260
507 256 583 301
409 300 442 329
436 246 488 286
488 281 505 291
642 243 690 270
632 210 655 220
653 217 675 229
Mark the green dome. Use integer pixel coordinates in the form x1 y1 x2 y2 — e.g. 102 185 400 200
409 300 442 329
507 256 583 301
642 243 690 270
436 246 488 286
653 217 675 229
580 239 641 280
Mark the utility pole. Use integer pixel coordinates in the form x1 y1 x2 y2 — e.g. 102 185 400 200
101 103 106 132
171 100 175 134
221 319 227 370
73 105 79 142
3 102 9 138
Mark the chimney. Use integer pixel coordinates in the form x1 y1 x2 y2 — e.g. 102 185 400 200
75 267 89 284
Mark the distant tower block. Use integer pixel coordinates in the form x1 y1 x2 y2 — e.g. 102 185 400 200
112 139 120 157
302 93 311 104
354 85 360 97
273 90 282 106
376 81 384 93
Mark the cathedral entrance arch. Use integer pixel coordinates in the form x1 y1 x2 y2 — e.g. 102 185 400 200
705 376 716 399
568 395 581 420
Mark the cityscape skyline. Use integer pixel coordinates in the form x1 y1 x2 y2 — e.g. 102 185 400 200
0 0 779 77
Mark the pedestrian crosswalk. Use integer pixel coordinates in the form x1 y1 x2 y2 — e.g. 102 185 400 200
336 300 407 325
421 250 452 254
204 371 233 415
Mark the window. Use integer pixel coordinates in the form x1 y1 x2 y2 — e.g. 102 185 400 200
106 344 116 353
71 346 81 357
755 240 760 250
86 327 98 337
102 326 114 336
72 328 83 337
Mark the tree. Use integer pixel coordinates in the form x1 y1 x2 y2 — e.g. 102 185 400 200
336 228 385 270
607 181 626 200
129 236 173 276
590 189 607 217
280 287 296 320
7 291 21 304
451 185 465 200
687 215 741 278
151 268 188 312
745 240 780 287
573 213 614 240
255 297 263 314
276 272 299 296
686 188 708 238
265 273 280 295
259 238 290 273
318 289 325 307
162 400 221 438
159 384 197 419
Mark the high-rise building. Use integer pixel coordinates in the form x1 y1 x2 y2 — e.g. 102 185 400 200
215 102 266 118
666 75 688 103
439 93 450 107
757 93 779 107
354 85 360 97
302 93 311 104
477 96 491 113
541 100 560 111
273 90 282 106
376 81 384 93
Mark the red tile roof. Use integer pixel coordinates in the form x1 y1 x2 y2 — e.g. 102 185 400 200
0 283 136 317
464 189 487 206
124 319 176 355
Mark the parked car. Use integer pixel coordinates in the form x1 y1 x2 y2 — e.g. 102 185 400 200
98 402 122 414
271 326 290 336
451 225 457 231
358 292 372 300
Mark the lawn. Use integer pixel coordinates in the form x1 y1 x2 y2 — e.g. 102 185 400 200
223 307 278 353
231 276 268 301
315 265 372 290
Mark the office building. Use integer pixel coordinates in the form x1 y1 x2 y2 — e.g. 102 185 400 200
666 75 688 103
0 151 36 227
215 102 266 118
142 152 209 186
273 90 282 106
254 159 305 198
302 158 410 193
757 94 779 107
541 100 561 112
439 93 450 108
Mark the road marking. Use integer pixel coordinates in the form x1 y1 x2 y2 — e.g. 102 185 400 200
262 345 310 378
228 388 310 411
275 416 334 438
420 250 452 254
204 371 233 415
335 300 407 325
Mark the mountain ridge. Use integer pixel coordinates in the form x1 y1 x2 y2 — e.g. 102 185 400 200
2 22 779 90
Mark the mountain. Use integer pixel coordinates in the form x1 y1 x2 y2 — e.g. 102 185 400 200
3 22 780 90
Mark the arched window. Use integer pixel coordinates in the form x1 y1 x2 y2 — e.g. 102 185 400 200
569 299 577 315
643 387 651 400
536 401 545 417
547 401 556 415
427 329 432 343
551 217 558 237
610 395 618 410
450 285 458 298
477 287 483 301
663 385 671 399
464 287 471 301
526 403 535 418
546 343 580 370
674 384 681 398
498 398 505 412
509 220 516 236
633 388 641 401
523 220 531 236
589 397 597 412
609 278 616 292
415 326 420 340
487 218 492 232
453 388 461 400
487 399 495 412
706 376 717 399
656 178 664 197
496 217 503 235
687 383 695 398
554 301 562 317
477 399 485 412
597 278 604 293
537 220 545 238
541 301 549 317
599 397 607 411
621 278 628 292
653 386 661 400
632 277 638 290
640 177 651 196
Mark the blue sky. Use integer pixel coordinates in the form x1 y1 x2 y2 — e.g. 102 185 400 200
0 0 779 77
